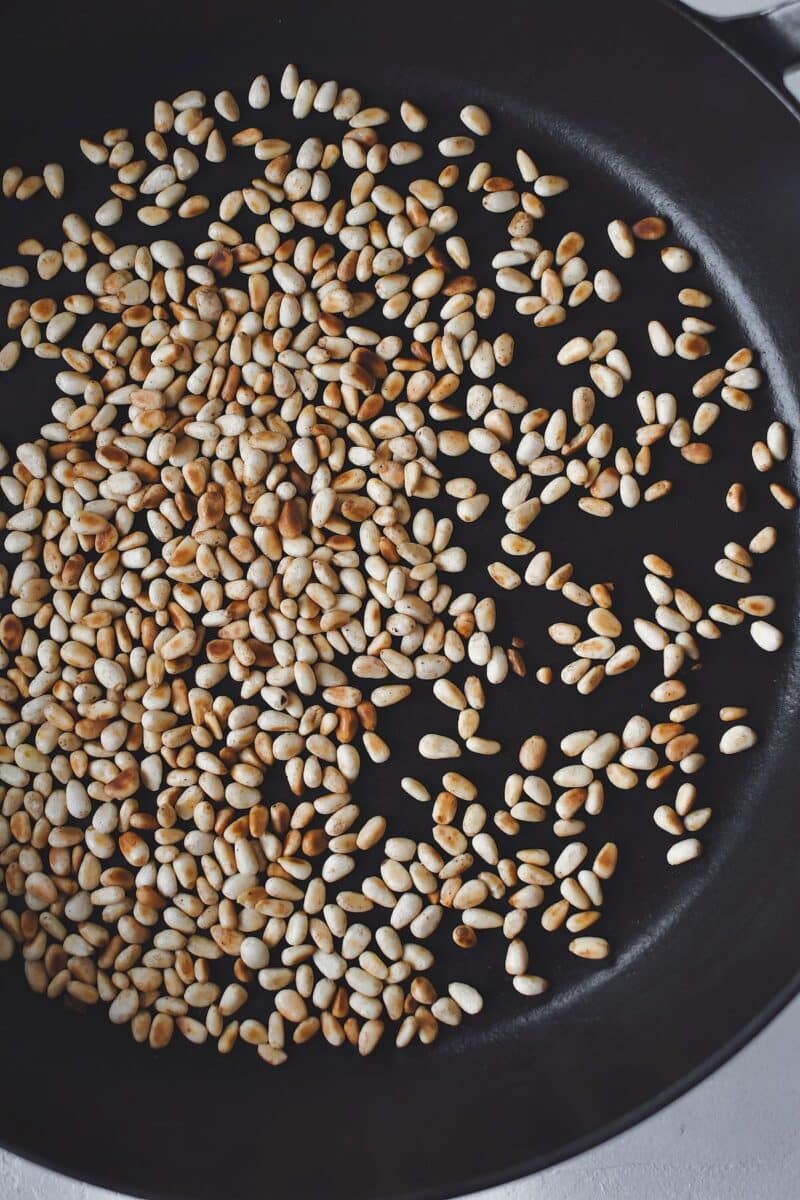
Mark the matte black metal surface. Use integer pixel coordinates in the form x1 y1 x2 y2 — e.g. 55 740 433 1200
709 0 800 104
0 3 799 1199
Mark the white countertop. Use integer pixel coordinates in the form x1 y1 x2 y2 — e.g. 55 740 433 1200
3 2 798 1198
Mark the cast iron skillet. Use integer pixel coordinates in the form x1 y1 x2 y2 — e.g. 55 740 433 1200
1 2 800 1197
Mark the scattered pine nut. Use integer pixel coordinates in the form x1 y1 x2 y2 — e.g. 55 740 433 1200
667 839 703 866
43 163 64 199
0 50 792 1071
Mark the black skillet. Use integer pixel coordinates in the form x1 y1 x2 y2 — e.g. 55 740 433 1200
1 1 800 1197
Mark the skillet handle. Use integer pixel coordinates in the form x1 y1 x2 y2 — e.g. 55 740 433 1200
688 1 800 114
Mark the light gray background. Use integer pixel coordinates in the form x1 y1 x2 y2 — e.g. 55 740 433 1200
2 1 799 1198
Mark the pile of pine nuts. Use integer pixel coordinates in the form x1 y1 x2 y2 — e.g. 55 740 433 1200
0 62 791 1062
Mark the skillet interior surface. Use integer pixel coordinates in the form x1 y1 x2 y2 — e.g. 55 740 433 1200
0 2 799 1198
